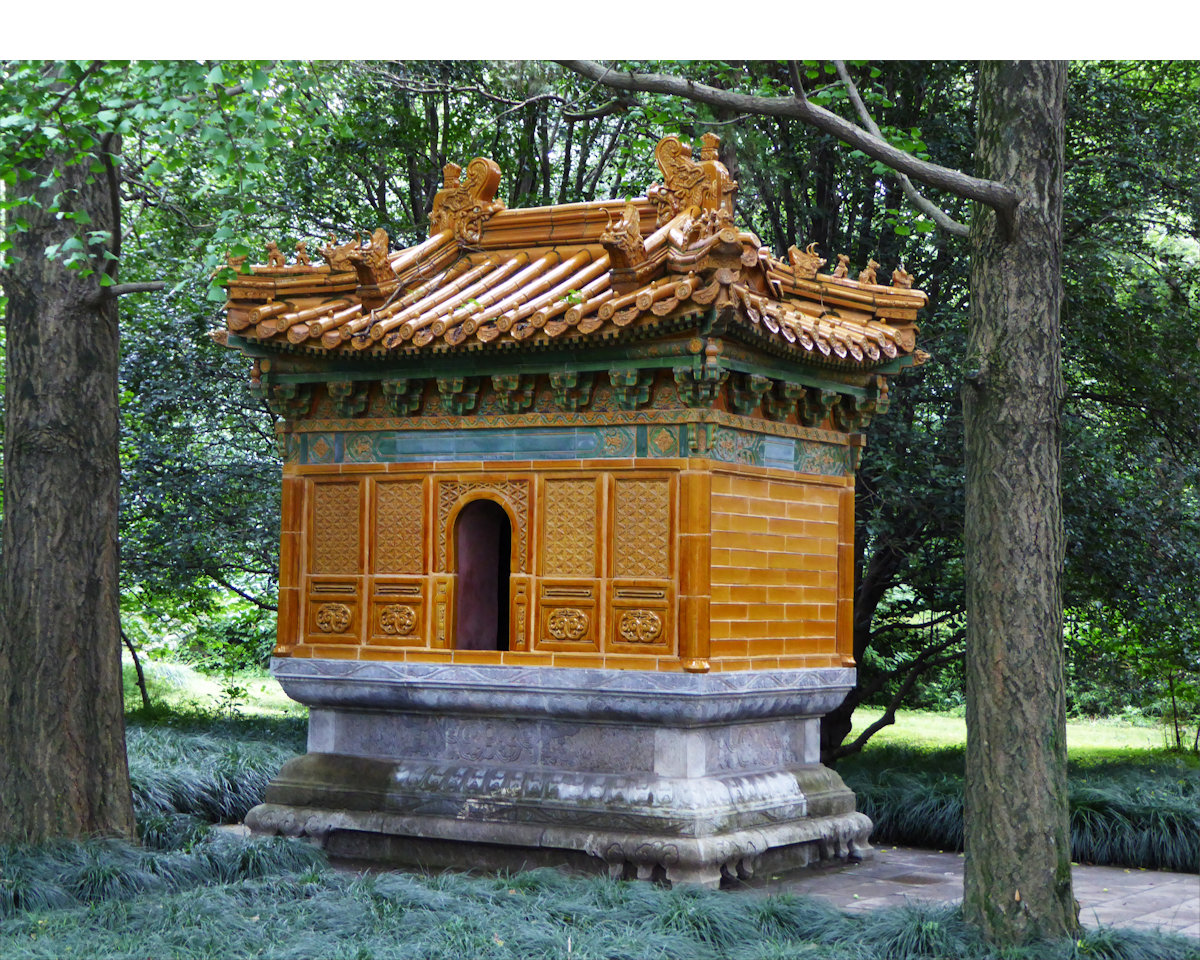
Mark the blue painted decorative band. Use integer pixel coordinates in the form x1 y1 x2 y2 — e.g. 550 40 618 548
287 424 852 476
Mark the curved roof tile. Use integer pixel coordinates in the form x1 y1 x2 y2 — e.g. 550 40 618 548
219 136 924 370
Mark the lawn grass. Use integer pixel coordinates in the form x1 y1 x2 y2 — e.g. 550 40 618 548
848 707 1170 757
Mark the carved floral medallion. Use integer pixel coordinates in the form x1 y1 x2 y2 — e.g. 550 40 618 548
547 608 589 641
316 602 352 633
379 604 417 636
618 610 663 643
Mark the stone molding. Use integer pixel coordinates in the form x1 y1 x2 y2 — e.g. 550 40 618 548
270 657 856 725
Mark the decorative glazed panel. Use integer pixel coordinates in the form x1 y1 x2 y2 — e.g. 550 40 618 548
375 480 424 574
542 478 597 577
535 582 599 652
613 478 671 579
310 482 360 575
609 581 673 654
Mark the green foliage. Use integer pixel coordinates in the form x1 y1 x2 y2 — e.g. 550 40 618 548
842 745 1200 873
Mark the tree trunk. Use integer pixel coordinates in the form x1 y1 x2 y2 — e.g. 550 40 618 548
962 61 1076 943
0 149 136 842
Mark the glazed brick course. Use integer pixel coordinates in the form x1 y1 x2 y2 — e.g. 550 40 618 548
710 470 842 658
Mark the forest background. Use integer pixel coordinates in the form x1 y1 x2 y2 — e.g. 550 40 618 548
0 59 1197 757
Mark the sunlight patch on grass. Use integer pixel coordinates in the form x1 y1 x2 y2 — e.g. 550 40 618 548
850 708 1164 757
123 657 304 719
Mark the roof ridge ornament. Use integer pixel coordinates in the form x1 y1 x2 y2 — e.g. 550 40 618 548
600 203 647 270
429 157 505 244
346 227 393 286
648 135 737 225
787 242 827 280
321 233 359 273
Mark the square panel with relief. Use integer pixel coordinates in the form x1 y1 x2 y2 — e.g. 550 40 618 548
534 580 600 652
608 579 674 655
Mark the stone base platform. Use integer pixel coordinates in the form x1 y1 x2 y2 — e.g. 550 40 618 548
247 658 873 887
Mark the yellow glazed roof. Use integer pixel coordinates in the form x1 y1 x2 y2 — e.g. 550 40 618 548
218 135 925 368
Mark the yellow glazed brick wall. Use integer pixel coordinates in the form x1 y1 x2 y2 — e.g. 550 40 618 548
278 456 855 672
709 468 845 663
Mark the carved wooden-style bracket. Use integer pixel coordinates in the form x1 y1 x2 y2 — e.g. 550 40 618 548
262 382 314 420
381 379 424 416
608 368 654 411
832 377 890 432
436 377 480 416
672 365 727 407
686 422 716 454
548 371 594 412
728 372 772 417
872 376 891 417
647 135 737 225
762 380 807 422
797 387 836 428
428 157 505 244
327 380 369 418
831 394 863 432
491 374 536 414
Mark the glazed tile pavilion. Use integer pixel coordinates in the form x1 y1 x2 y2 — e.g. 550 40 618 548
216 134 925 885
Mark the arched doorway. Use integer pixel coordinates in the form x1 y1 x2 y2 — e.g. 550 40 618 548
452 499 512 650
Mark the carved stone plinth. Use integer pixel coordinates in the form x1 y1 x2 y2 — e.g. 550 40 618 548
247 659 873 887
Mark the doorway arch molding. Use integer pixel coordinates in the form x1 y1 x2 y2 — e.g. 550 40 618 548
437 479 528 573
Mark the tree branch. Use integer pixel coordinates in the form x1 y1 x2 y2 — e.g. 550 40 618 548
209 572 278 612
833 60 969 238
557 61 1020 224
563 98 631 122
101 281 166 299
119 626 152 711
786 61 807 101
829 631 965 761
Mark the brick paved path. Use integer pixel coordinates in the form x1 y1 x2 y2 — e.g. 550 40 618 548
740 846 1199 939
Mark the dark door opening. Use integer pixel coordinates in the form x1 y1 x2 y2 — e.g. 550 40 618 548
453 499 512 650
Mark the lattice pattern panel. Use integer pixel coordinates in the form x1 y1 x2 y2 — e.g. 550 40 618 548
613 478 670 579
437 479 529 572
542 479 597 576
310 482 360 575
375 480 424 574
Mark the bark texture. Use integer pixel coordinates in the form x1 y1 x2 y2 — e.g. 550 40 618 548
0 150 136 841
963 61 1077 942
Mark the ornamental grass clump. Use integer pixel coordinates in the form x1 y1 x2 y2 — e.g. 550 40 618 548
842 745 1199 872
126 722 301 828
2 860 1197 960
0 834 325 920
